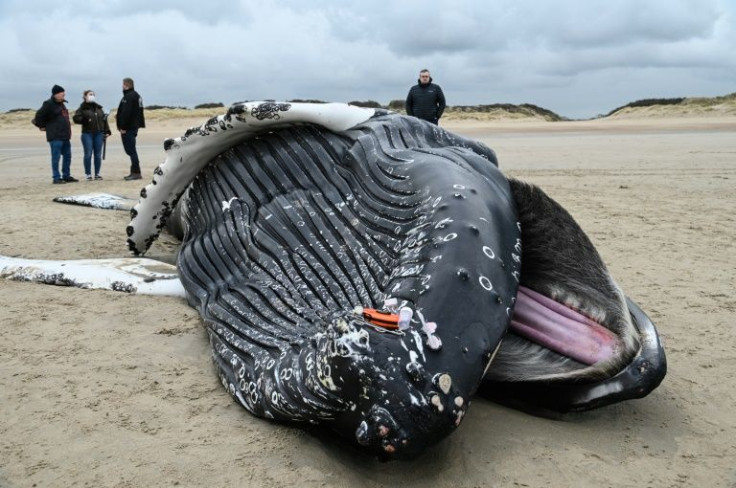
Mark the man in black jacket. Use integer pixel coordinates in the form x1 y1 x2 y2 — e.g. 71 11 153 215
116 77 146 181
32 85 78 184
405 69 446 125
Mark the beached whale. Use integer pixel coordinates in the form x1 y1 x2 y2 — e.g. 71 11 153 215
127 102 666 456
2 102 666 459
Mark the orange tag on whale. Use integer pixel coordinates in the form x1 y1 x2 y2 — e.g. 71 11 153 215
361 308 400 329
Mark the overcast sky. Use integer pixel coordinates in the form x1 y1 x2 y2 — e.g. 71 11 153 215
2 0 734 119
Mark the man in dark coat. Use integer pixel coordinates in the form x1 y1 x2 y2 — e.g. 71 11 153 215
32 85 78 184
116 77 146 180
405 69 446 125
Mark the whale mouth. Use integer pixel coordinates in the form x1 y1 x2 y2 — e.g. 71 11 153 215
511 286 620 366
481 293 666 415
479 179 666 414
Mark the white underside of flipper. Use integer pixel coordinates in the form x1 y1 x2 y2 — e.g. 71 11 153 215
0 255 185 297
53 193 137 211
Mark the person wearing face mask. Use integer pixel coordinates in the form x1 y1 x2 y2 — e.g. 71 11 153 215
73 90 112 181
32 84 78 184
116 77 146 181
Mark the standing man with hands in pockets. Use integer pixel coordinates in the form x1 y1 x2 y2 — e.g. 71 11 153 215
32 84 79 184
116 77 146 181
405 69 446 125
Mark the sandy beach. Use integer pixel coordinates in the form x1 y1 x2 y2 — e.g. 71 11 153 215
1 112 735 487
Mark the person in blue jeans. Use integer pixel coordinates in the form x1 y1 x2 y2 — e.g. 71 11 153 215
32 85 79 184
73 90 112 180
115 78 146 181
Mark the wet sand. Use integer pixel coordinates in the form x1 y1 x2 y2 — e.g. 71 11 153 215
1 114 735 487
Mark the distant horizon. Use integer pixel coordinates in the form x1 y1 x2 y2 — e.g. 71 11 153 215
5 90 735 121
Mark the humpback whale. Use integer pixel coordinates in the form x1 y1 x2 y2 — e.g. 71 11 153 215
1 101 666 459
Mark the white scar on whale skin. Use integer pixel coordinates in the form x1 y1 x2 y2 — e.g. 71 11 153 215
0 255 186 297
221 197 239 212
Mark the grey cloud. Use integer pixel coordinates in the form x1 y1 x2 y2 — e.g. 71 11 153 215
320 0 723 51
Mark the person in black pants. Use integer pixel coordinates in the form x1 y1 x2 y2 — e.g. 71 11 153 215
116 77 146 180
32 85 79 184
405 69 446 125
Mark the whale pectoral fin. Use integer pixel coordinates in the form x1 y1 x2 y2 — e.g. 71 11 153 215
0 255 185 297
53 193 138 211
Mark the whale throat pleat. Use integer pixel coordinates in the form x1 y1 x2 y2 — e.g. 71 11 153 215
176 122 432 420
172 113 519 457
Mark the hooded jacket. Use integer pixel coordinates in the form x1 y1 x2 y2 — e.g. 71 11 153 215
32 97 72 141
73 101 112 134
116 88 146 130
405 77 446 123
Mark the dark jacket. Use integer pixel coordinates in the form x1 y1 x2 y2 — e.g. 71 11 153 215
406 78 446 123
32 97 72 141
116 88 145 130
73 101 112 135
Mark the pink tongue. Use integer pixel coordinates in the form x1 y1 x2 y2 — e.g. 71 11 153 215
510 286 620 365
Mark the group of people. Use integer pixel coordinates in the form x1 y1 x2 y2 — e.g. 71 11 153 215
32 78 146 184
32 70 445 184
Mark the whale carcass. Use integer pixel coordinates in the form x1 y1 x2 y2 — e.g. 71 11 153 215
125 102 666 458
2 102 666 459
